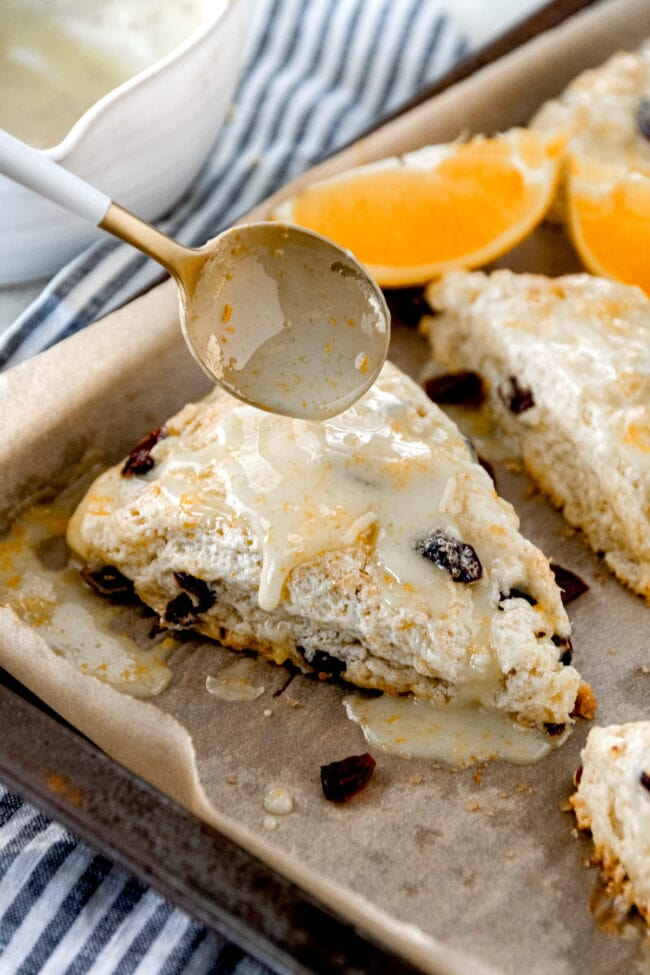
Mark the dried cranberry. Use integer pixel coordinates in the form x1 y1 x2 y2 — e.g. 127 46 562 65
173 572 216 613
164 573 216 626
641 771 650 793
320 753 376 801
552 635 573 666
637 97 650 141
384 288 429 328
499 376 535 414
500 588 537 607
478 455 496 485
543 722 566 737
415 529 482 583
121 427 168 477
550 564 589 604
424 371 485 406
300 648 346 677
164 592 197 626
80 564 136 602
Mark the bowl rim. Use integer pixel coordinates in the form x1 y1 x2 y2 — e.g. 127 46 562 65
45 0 236 161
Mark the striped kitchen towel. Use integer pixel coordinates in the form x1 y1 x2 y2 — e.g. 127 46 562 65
0 1 467 972
0 0 466 369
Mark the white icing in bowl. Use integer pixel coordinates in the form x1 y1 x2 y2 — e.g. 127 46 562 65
0 0 252 283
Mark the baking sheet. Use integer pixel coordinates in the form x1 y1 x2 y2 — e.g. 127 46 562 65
1 1 650 973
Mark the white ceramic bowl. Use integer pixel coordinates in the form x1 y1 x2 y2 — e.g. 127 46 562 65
0 0 251 284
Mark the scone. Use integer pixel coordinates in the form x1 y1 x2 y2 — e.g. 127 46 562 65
571 722 650 925
67 362 593 733
530 42 650 219
423 270 650 600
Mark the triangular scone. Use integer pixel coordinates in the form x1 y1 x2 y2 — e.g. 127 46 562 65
424 271 650 601
530 42 650 220
531 43 650 169
67 362 591 732
571 722 650 925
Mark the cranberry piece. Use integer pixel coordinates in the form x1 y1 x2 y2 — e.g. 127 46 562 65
552 634 573 665
384 288 429 328
550 564 589 604
164 573 216 626
478 455 496 485
499 376 535 414
415 529 482 583
80 564 135 601
640 771 650 793
121 427 168 477
500 588 537 607
321 753 376 802
543 722 566 737
425 371 485 406
173 572 216 613
164 592 197 626
298 647 346 677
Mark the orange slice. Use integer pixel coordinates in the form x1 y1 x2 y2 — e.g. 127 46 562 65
567 153 650 295
273 129 565 287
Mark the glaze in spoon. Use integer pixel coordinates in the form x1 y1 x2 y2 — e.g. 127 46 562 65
0 129 390 420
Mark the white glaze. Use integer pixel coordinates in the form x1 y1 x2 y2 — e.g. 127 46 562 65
0 499 173 697
142 376 495 624
263 787 294 815
190 225 389 420
343 693 563 766
1 0 250 284
205 657 265 701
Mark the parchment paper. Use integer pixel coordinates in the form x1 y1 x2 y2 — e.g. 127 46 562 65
1 2 650 973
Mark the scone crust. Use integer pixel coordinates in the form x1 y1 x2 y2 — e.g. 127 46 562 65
530 44 650 221
68 363 587 730
424 270 650 600
571 722 650 924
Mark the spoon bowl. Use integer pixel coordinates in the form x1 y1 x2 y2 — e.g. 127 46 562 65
0 129 390 419
179 223 390 419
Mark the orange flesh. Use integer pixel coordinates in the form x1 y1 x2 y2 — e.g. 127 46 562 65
288 134 560 274
569 171 650 295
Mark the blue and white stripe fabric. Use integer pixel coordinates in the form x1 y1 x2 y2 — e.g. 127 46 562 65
0 1 467 971
0 0 466 369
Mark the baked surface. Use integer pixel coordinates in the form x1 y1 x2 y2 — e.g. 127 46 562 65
424 270 650 600
571 722 650 925
531 43 650 168
67 362 590 731
530 43 650 220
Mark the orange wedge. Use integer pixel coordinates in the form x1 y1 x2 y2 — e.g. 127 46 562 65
273 129 565 287
567 153 650 295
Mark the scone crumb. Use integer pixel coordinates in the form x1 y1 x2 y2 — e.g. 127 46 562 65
284 696 301 709
572 682 598 720
514 782 534 794
410 774 423 786
465 801 481 812
226 774 238 785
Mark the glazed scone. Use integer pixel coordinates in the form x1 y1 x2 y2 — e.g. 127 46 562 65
571 722 650 925
530 43 650 219
67 362 592 733
423 270 650 600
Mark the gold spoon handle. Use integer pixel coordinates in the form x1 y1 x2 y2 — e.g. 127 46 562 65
0 128 201 292
99 202 202 293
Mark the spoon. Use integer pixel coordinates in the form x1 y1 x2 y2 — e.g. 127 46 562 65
0 129 390 420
